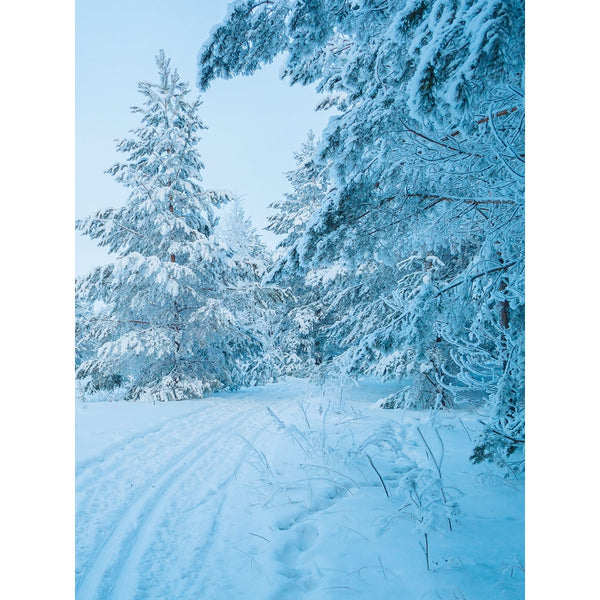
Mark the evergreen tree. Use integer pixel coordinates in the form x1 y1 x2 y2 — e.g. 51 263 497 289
266 132 333 375
76 51 263 401
216 199 287 384
267 130 329 251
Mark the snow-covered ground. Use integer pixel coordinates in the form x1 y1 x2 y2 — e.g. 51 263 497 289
76 379 524 599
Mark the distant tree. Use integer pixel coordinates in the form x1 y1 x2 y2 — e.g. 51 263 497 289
218 198 271 270
76 51 264 401
216 199 288 384
266 132 333 375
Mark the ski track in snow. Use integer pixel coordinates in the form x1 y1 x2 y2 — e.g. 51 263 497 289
75 406 203 480
76 400 272 600
76 404 221 581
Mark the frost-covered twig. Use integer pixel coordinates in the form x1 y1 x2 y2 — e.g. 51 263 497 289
298 400 311 430
238 435 274 480
417 426 453 531
298 463 359 489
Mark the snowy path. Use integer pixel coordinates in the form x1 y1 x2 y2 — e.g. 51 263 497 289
76 395 276 600
76 381 524 600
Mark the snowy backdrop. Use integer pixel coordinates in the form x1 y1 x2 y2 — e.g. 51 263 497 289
74 1 527 598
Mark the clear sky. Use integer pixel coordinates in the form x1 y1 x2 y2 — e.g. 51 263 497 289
76 0 334 275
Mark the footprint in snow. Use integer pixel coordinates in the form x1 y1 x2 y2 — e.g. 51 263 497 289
276 523 319 566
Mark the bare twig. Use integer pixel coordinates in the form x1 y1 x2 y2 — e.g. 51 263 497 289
458 417 473 441
298 401 312 431
248 532 271 543
366 454 390 498
378 555 389 581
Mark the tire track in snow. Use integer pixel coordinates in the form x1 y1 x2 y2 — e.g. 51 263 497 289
76 403 264 600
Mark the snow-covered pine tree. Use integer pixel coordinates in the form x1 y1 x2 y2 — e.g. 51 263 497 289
215 199 288 384
266 131 333 375
267 131 329 251
76 51 263 401
218 198 271 272
198 1 525 466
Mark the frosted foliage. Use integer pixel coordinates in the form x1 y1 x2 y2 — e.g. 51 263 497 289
215 200 289 385
267 130 330 250
76 52 265 401
217 198 270 275
199 1 524 467
265 132 333 376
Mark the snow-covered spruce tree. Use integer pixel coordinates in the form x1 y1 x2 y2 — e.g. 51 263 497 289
218 198 271 271
266 131 334 375
267 131 329 252
198 1 525 465
332 252 457 410
76 51 263 401
216 199 288 384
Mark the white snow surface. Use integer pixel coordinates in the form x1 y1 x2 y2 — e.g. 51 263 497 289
76 379 524 599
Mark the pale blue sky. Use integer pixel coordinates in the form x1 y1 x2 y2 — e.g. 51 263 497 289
76 0 333 275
